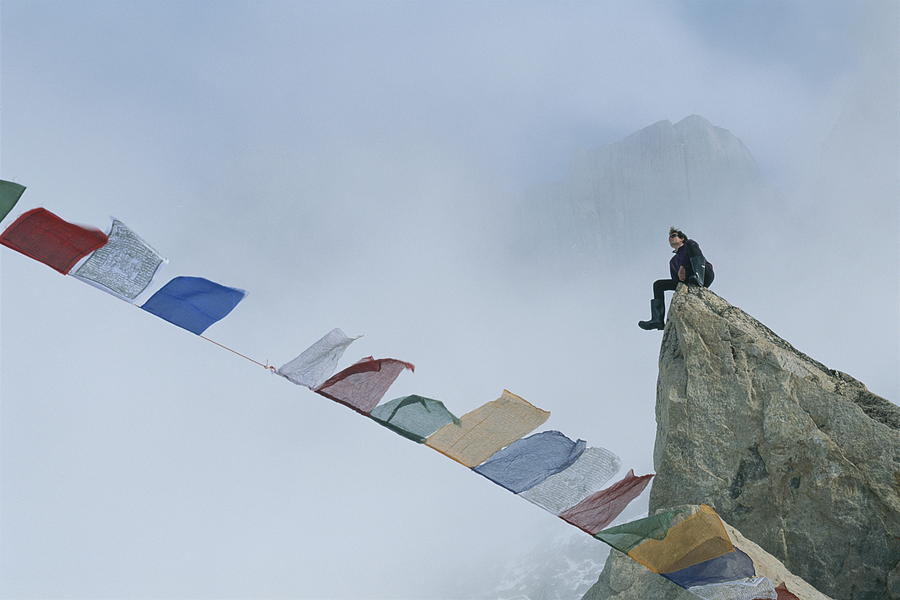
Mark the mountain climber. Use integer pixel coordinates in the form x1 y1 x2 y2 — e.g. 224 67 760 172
638 227 714 330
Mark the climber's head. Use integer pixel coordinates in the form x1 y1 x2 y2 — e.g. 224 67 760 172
668 227 686 249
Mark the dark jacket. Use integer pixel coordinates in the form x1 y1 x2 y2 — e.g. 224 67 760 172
670 239 714 283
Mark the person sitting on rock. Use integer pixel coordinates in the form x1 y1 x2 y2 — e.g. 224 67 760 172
638 227 714 330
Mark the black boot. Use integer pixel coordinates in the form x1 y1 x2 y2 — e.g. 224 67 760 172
638 299 665 330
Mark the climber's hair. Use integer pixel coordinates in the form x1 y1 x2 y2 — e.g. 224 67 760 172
669 227 686 240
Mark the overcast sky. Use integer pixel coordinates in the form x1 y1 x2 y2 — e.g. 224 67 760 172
1 2 897 599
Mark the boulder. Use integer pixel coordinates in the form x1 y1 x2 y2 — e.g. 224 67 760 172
648 285 899 599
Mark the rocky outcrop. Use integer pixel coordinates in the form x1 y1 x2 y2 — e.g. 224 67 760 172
582 505 833 600
646 285 899 600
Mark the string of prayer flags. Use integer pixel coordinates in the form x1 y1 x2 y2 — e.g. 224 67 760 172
370 395 458 443
0 187 676 592
520 446 621 514
140 276 246 335
0 207 108 274
595 509 680 554
474 430 586 494
278 328 361 388
315 356 415 414
560 469 655 534
625 505 734 574
72 218 164 300
0 185 732 599
425 390 550 468
662 548 755 588
688 577 777 600
775 583 800 600
0 180 26 223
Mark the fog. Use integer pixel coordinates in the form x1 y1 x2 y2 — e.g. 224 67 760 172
1 2 896 598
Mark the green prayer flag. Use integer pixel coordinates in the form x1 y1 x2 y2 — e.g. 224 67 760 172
0 180 26 224
370 395 459 443
594 509 680 553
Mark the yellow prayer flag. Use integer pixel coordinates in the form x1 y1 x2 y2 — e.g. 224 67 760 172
627 504 734 573
425 390 550 468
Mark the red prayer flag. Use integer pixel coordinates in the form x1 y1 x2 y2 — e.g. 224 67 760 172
560 469 654 534
774 583 800 600
0 208 108 274
315 356 414 415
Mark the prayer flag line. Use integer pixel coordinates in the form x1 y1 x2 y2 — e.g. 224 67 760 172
0 185 801 599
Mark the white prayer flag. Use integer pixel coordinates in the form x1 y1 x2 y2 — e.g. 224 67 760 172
72 218 164 301
278 328 360 389
689 577 777 600
519 446 621 514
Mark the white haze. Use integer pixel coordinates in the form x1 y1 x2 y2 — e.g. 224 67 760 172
0 2 896 599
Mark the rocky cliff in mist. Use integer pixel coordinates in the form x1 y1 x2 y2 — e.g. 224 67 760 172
513 115 770 269
584 285 899 600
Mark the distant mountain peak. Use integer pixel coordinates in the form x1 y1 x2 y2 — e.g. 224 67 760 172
628 114 719 137
674 114 714 129
508 115 769 272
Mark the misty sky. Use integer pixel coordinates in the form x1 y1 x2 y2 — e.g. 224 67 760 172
1 2 897 599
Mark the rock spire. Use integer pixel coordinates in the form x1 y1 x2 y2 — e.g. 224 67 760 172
584 284 898 599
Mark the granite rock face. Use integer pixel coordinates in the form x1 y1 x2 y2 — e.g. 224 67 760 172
647 285 899 600
582 505 833 600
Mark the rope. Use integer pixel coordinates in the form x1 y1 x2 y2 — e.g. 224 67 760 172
199 335 276 372
130 304 275 371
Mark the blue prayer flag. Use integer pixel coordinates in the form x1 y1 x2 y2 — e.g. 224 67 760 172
661 548 755 588
474 430 586 493
141 276 246 335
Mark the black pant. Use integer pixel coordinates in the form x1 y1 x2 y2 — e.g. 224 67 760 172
652 272 714 302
